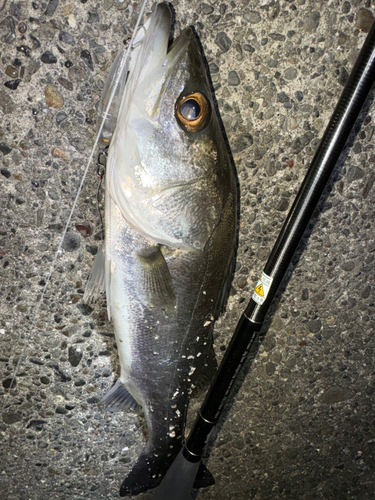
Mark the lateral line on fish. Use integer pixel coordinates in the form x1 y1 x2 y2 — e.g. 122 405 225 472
5 0 151 394
166 254 211 406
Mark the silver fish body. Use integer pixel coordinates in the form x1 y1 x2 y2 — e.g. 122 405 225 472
86 2 237 496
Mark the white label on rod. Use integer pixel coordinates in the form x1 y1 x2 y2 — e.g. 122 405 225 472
252 272 273 305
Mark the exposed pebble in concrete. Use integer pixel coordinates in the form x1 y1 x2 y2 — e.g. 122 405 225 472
356 8 374 33
284 66 298 80
291 131 314 154
4 79 21 90
0 143 12 155
57 76 73 91
347 166 365 182
275 198 289 212
201 3 214 15
306 319 321 333
44 0 59 17
62 233 80 252
243 9 261 24
59 30 75 44
44 84 63 108
304 11 320 33
68 346 83 367
232 133 253 153
41 51 57 64
228 70 240 86
5 65 18 78
321 386 355 404
3 412 22 425
215 31 232 52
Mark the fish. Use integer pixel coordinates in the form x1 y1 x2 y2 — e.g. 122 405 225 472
84 2 238 496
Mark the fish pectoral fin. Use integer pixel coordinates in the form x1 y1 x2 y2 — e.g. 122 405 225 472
136 245 176 316
101 379 141 412
83 244 106 304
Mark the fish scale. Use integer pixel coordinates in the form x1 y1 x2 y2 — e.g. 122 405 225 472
84 2 238 496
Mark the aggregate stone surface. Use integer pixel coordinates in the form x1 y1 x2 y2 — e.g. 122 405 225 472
1 1 374 499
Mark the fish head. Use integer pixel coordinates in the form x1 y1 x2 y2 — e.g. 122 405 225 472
109 2 233 250
130 3 223 177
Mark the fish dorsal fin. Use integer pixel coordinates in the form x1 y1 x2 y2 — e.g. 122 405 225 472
101 379 141 412
136 245 176 316
83 244 106 304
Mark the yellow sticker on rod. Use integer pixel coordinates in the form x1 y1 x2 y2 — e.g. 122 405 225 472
252 272 273 305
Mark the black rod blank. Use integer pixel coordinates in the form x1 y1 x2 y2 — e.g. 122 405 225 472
187 19 375 463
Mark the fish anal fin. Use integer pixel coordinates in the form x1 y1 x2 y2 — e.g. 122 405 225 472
136 245 176 316
101 379 141 412
83 244 106 304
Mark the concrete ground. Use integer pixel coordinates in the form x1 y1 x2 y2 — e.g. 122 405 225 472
1 0 374 499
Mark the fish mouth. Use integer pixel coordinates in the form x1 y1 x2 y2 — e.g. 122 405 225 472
133 3 173 76
131 2 200 118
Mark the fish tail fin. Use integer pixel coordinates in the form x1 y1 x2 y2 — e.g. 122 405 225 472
119 449 215 496
119 451 159 497
194 461 215 488
101 379 141 411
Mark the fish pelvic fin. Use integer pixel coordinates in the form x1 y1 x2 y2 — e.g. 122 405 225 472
83 244 106 304
135 245 177 316
101 379 141 411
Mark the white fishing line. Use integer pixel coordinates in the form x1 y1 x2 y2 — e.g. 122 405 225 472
6 0 150 393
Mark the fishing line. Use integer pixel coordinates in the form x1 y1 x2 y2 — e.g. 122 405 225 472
5 0 150 394
96 145 108 241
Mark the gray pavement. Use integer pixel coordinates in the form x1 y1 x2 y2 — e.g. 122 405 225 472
1 1 374 499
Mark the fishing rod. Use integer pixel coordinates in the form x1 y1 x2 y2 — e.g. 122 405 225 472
153 18 375 500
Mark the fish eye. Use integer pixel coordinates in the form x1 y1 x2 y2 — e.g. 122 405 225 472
175 92 211 132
